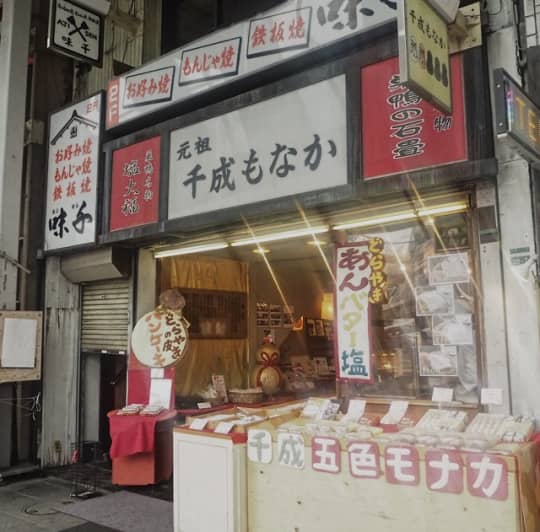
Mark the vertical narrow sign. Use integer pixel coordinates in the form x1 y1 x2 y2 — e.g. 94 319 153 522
45 92 103 251
110 136 161 231
335 242 372 382
335 238 387 382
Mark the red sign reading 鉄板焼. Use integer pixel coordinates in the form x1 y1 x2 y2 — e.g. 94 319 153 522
361 54 467 180
110 136 160 231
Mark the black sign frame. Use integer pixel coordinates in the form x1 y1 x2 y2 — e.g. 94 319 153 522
48 0 104 68
494 68 540 163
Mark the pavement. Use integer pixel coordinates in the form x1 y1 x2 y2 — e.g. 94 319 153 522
0 465 174 532
0 475 120 532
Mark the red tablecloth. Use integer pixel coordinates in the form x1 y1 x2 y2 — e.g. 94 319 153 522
108 409 176 459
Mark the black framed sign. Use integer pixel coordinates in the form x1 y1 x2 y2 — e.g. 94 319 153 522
494 68 540 163
47 0 104 67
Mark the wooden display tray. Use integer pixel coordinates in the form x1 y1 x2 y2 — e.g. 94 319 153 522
183 402 304 434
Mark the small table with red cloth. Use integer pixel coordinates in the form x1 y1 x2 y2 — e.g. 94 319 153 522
108 409 176 486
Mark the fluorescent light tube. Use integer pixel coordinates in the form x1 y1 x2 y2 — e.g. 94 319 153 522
154 242 229 258
231 225 328 247
332 203 468 231
418 203 468 216
333 212 417 230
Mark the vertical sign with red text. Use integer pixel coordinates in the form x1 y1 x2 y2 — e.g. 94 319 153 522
362 54 467 179
335 242 372 382
335 238 386 382
110 137 160 231
45 93 102 251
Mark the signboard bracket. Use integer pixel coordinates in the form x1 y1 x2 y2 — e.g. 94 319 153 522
448 3 482 54
0 250 31 274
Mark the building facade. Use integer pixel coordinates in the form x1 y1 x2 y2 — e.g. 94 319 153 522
2 0 540 474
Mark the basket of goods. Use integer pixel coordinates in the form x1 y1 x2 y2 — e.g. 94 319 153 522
228 387 265 404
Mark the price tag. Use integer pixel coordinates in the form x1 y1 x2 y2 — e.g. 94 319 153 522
381 400 408 424
342 399 366 422
151 368 165 379
197 402 212 409
214 421 235 434
481 388 503 406
302 398 324 419
189 418 208 430
432 387 454 403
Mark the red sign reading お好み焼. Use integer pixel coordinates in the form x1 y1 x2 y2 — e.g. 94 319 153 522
361 54 467 180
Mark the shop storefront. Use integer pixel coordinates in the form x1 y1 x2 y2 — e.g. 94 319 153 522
42 0 540 529
99 17 496 409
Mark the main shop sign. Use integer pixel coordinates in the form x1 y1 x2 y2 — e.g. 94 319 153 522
362 54 467 179
168 75 347 219
398 0 451 113
110 137 161 231
48 0 104 66
494 69 540 163
247 430 510 501
335 238 387 383
45 93 103 251
106 0 398 129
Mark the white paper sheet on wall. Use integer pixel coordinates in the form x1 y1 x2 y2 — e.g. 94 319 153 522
149 378 172 409
1 318 37 368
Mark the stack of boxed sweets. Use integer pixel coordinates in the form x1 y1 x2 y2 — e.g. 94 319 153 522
116 404 144 415
277 398 384 442
116 404 166 416
273 398 535 453
367 410 535 452
139 404 165 416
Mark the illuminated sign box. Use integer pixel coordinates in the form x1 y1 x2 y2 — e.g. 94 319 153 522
494 68 540 163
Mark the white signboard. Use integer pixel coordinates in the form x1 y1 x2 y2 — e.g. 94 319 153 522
45 93 102 251
0 318 38 369
148 378 172 409
481 388 504 406
247 7 312 58
106 0 397 128
123 66 176 108
48 0 103 66
168 75 347 218
179 37 242 86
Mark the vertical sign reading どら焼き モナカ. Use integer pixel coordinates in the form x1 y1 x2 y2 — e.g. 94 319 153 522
45 93 103 251
335 238 387 383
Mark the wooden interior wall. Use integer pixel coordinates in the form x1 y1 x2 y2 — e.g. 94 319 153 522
159 255 249 395
249 258 333 360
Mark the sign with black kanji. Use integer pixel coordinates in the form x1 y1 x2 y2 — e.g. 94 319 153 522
48 0 104 66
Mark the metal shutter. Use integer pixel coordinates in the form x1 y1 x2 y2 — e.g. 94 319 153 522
81 279 130 353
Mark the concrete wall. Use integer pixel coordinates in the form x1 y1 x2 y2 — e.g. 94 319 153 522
488 25 540 419
476 183 512 415
41 257 80 466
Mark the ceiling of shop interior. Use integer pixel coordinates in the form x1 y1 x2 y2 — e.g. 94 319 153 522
205 236 334 267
